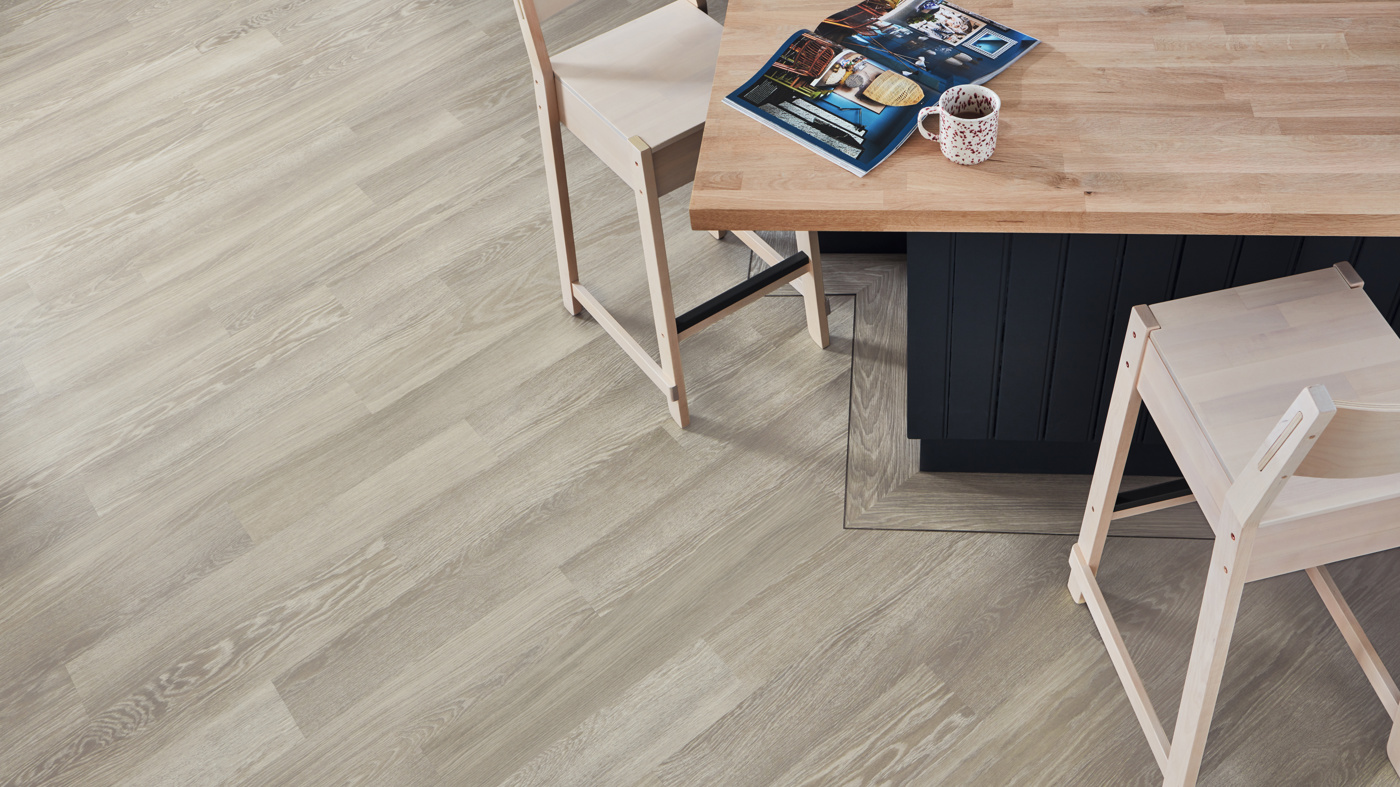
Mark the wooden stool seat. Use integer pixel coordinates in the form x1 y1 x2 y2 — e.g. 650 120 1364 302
1067 262 1400 785
1143 266 1400 579
553 1 718 145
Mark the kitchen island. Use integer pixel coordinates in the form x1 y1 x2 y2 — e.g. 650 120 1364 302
690 0 1400 473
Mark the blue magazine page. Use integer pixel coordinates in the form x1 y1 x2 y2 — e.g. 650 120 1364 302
818 0 1038 95
724 0 1037 177
724 30 934 177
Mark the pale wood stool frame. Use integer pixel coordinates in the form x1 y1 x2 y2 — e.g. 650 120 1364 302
1067 263 1400 786
514 0 830 427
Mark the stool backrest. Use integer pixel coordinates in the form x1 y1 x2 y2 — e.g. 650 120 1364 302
515 0 710 108
1296 401 1400 479
515 0 570 81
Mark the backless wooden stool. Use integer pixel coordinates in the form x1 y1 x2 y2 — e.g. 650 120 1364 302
1067 262 1400 785
515 0 829 427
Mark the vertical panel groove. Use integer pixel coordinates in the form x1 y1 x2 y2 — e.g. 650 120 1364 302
1287 236 1304 274
1087 236 1128 441
1037 236 1070 441
941 234 955 438
1166 236 1186 298
1226 236 1244 285
988 235 1012 439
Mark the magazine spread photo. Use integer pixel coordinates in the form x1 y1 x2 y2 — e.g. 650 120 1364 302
724 0 1037 176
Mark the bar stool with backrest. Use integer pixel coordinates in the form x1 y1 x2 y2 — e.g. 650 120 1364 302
1067 262 1400 785
514 0 829 427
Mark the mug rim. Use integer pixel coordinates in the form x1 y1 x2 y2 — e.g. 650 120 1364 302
938 84 1000 119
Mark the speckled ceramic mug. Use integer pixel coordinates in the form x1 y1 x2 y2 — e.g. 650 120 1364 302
916 84 1000 165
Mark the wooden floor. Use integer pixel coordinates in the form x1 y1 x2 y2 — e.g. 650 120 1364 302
1 0 1398 784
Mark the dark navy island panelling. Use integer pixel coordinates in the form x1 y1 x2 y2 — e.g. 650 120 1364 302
995 234 1064 441
946 233 1006 441
907 232 1400 474
1042 234 1119 446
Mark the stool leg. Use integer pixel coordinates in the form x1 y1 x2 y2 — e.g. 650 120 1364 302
631 137 688 427
1070 305 1159 602
709 230 727 240
1165 519 1254 787
795 231 830 349
1390 713 1400 779
529 83 580 315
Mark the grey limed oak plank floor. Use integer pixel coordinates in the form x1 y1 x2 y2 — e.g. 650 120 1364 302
0 0 1397 784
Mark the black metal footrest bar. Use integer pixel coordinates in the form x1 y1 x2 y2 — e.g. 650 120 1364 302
1114 478 1192 512
674 252 809 337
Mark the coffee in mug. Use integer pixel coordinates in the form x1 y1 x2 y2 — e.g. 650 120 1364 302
917 84 1000 165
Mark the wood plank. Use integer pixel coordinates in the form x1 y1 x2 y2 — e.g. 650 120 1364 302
111 681 304 787
496 640 749 787
2 0 1398 784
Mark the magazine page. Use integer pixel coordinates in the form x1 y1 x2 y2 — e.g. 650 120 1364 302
723 29 935 177
722 1 1037 176
816 0 1038 94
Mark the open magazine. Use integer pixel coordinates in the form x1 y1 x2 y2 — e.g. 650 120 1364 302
725 0 1037 176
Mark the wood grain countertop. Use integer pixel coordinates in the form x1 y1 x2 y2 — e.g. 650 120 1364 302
689 0 1400 235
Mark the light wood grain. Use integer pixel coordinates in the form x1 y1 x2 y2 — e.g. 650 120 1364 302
1307 564 1400 722
1298 401 1400 480
1166 386 1334 787
3 0 1400 785
690 0 1400 235
1144 266 1400 582
496 639 750 787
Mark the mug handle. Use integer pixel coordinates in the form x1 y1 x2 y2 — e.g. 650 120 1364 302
917 105 942 142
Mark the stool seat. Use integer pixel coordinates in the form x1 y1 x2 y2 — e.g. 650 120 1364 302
1140 267 1400 577
553 1 720 160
